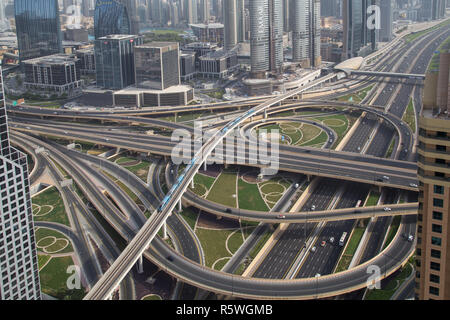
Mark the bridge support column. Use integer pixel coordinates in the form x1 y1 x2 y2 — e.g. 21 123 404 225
203 161 207 172
264 110 267 119
137 255 144 274
162 222 168 240
178 200 182 212
378 185 382 193
174 112 177 122
191 179 195 188
307 174 311 182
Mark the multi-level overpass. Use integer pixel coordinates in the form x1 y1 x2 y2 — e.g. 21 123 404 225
77 72 418 300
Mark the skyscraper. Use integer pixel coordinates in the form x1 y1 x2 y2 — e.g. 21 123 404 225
0 66 42 300
379 0 393 42
94 0 131 39
94 34 143 89
249 0 283 77
342 0 378 59
14 0 63 63
292 0 321 67
223 0 237 50
0 0 10 32
134 42 180 90
416 50 450 300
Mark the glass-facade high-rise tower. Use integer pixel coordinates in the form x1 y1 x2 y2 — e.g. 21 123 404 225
134 42 181 90
0 66 41 300
249 0 283 77
14 0 62 62
94 0 131 39
95 34 143 90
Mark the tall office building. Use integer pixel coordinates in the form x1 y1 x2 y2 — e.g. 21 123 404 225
223 0 237 50
134 42 180 90
199 0 210 23
416 50 450 300
94 34 143 89
0 66 41 300
14 0 63 63
0 0 10 32
94 0 131 39
185 0 198 24
292 0 321 67
249 0 283 77
321 0 338 17
342 0 378 59
379 0 393 42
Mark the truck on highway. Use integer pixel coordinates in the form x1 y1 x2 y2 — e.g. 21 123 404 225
339 232 348 247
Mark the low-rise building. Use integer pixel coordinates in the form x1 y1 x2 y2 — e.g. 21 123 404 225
23 53 82 93
198 50 238 78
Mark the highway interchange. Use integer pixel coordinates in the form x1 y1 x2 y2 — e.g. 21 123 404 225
8 20 450 300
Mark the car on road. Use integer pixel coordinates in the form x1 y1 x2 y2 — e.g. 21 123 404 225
166 256 174 262
408 235 414 242
329 237 335 244
382 175 390 180
320 241 326 247
225 208 232 213
409 183 418 188
294 183 300 189
315 273 321 278
277 215 286 219
383 207 392 211
311 205 316 211
310 246 316 253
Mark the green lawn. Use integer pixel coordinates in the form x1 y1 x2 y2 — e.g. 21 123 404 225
206 170 238 208
402 98 416 133
365 263 413 300
189 173 215 197
301 131 328 147
335 226 365 273
35 228 73 254
39 255 86 300
179 207 199 230
32 186 70 227
142 294 162 300
365 191 381 206
195 228 237 268
238 179 268 212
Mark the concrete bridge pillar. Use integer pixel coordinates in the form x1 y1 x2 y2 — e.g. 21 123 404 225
203 161 207 172
264 110 267 119
178 200 182 212
174 112 177 122
307 174 312 182
191 179 195 188
137 255 143 274
162 222 168 239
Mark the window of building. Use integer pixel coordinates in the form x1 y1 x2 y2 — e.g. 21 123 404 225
433 198 444 207
430 262 440 271
432 211 443 220
429 274 440 284
434 185 444 194
429 286 439 296
432 224 442 233
436 145 446 152
431 249 441 259
436 131 447 138
431 237 441 246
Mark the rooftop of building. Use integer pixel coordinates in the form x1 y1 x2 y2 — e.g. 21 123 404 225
135 42 179 49
183 42 218 50
189 23 224 29
22 53 79 65
114 84 193 95
199 49 236 60
97 34 140 41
